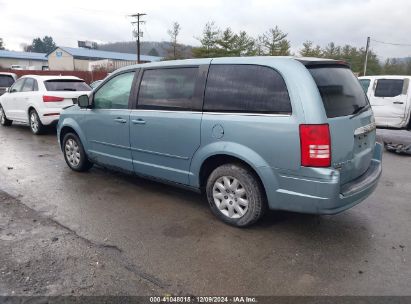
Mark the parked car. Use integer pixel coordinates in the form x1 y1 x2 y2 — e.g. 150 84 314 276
359 75 411 129
57 57 382 227
0 72 17 96
0 75 92 134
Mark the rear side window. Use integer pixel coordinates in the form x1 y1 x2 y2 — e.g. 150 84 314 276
204 65 291 114
44 80 91 91
0 75 15 87
137 68 198 111
308 66 368 118
375 79 404 97
359 79 371 93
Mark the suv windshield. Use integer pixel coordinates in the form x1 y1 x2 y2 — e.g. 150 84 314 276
0 75 15 87
308 66 368 118
44 80 91 91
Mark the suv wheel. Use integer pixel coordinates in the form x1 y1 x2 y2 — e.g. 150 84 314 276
29 109 45 135
62 132 93 172
206 163 266 227
0 105 12 126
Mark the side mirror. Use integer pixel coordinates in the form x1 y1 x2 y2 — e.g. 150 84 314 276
78 95 91 108
5 87 10 93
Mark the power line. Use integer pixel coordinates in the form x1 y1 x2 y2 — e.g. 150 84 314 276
129 13 147 63
371 39 411 47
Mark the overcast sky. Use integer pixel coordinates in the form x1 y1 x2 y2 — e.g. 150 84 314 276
1 0 411 59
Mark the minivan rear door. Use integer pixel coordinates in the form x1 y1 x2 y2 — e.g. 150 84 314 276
369 78 409 127
308 64 376 185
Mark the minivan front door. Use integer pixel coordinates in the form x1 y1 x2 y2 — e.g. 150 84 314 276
82 72 136 172
370 78 409 127
129 66 207 185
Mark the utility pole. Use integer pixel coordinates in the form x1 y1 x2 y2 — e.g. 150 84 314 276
129 13 146 63
363 36 370 76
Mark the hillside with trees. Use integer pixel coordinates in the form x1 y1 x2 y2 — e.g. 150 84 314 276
96 21 411 75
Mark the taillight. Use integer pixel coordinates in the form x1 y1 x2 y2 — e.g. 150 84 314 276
43 95 64 102
299 124 331 167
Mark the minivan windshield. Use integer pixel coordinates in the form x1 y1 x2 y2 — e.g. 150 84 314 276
308 66 369 118
44 80 92 92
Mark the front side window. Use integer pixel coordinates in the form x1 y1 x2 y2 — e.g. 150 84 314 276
21 78 36 92
375 79 404 98
203 64 292 114
10 78 25 93
137 68 199 111
93 72 135 109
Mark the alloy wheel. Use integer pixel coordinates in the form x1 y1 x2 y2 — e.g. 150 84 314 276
212 176 249 219
65 138 81 167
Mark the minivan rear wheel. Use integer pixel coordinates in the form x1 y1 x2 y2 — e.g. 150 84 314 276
206 163 266 227
0 105 12 126
62 132 93 172
29 109 45 135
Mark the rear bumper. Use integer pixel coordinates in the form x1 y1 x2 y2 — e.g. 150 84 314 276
38 108 61 125
264 142 383 214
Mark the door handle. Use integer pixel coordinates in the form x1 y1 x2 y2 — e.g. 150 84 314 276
131 119 146 125
114 118 127 124
393 101 404 104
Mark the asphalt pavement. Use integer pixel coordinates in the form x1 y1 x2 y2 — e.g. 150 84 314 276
0 124 410 295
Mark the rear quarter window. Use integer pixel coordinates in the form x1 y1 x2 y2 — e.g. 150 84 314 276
203 64 292 114
44 80 91 91
308 66 368 118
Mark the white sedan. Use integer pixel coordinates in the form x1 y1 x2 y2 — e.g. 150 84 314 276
0 75 91 134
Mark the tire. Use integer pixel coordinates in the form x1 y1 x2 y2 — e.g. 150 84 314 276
62 132 93 172
0 105 12 126
29 109 45 135
206 163 267 227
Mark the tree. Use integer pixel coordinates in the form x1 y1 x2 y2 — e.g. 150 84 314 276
192 22 221 58
322 42 341 59
148 47 160 57
0 38 5 50
232 31 255 56
29 36 56 53
299 41 322 57
216 28 237 56
261 26 291 56
166 22 182 60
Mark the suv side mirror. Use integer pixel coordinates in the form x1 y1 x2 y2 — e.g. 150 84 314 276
5 87 10 93
78 95 91 108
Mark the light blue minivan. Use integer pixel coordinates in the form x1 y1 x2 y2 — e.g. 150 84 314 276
57 57 382 227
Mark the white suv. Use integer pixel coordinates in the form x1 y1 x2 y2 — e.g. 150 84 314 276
0 75 91 134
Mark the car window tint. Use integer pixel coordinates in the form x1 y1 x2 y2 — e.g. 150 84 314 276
309 66 368 118
375 79 404 98
359 79 371 93
94 72 135 109
0 75 15 87
44 80 91 91
203 64 292 114
21 78 35 92
137 68 198 111
10 78 25 93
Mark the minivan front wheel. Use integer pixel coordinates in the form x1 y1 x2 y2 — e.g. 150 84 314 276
62 133 93 172
206 163 266 227
0 105 12 126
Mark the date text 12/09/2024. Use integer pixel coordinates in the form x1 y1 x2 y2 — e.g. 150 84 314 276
149 296 258 303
